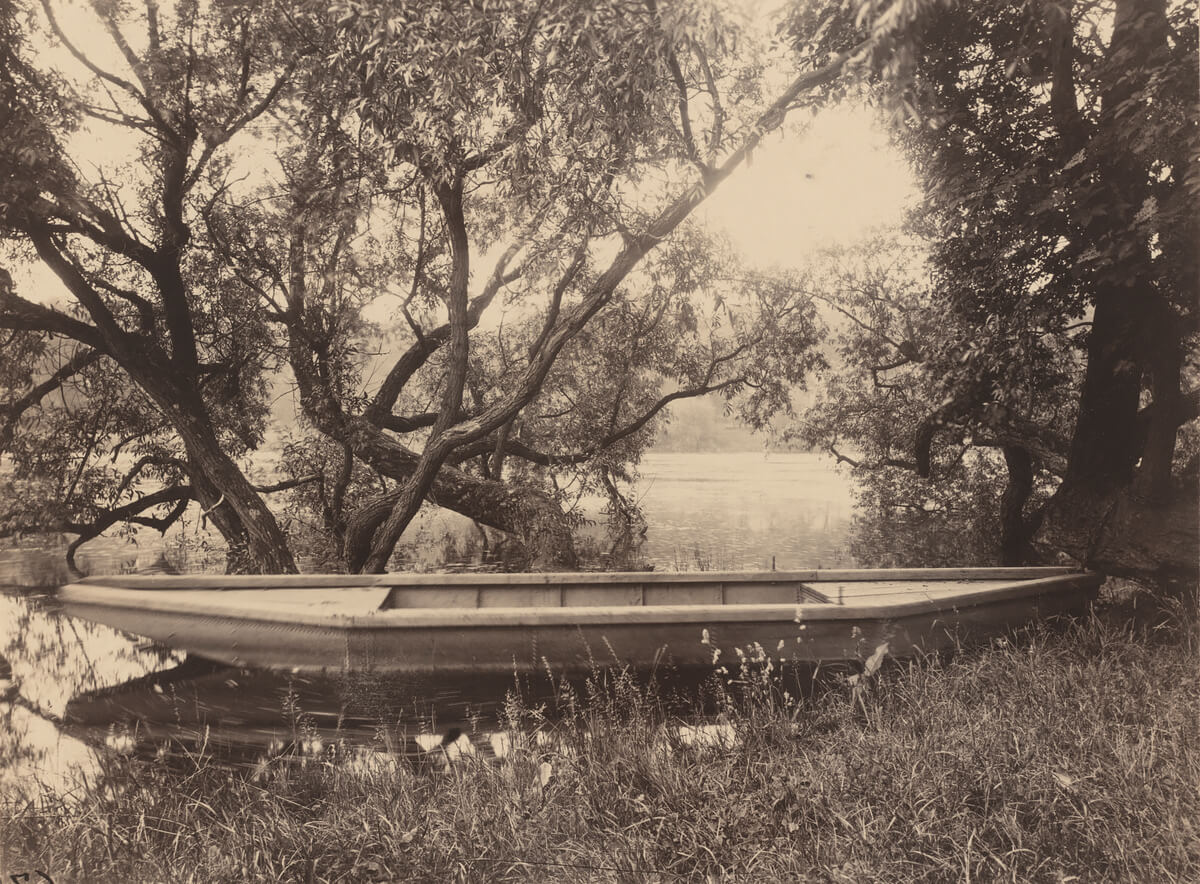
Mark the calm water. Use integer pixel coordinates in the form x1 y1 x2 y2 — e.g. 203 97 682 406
619 451 853 570
0 452 855 795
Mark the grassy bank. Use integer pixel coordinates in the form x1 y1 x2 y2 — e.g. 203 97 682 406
2 596 1198 883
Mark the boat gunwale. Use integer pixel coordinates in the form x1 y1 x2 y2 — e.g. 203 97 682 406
67 566 1088 591
58 572 1103 630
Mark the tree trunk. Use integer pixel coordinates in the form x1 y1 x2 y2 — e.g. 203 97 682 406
1135 307 1183 501
175 415 298 574
999 445 1034 566
361 179 473 573
290 347 580 571
1034 0 1195 588
139 376 297 574
343 471 578 573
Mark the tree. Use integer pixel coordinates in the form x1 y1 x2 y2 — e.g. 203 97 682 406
791 233 1074 566
269 0 858 572
791 0 1198 585
1 0 868 572
0 0 318 572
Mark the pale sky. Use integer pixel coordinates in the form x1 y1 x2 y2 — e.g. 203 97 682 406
16 3 919 313
701 105 918 270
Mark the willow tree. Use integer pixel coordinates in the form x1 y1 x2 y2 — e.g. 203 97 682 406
2 0 872 572
0 0 317 572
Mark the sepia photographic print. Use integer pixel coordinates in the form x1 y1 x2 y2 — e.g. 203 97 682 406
1 0 1197 880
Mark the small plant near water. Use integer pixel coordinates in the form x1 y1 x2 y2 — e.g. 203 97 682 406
2 599 1198 882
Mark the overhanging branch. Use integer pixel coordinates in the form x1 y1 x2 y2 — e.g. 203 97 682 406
0 347 102 451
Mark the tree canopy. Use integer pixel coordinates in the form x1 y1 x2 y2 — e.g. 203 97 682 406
2 0 1195 586
790 0 1198 582
1 0 862 572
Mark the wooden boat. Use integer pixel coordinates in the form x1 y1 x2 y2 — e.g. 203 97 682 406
58 567 1103 674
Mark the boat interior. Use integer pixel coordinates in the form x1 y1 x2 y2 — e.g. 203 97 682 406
66 569 1086 613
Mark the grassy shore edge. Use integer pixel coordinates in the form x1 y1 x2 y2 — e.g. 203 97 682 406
2 594 1198 883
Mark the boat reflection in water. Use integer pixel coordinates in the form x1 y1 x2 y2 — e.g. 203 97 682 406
60 653 748 773
53 566 1103 772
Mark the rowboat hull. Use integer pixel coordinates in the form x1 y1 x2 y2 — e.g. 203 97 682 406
58 568 1102 674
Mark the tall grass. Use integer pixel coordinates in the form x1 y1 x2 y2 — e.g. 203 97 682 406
2 600 1198 883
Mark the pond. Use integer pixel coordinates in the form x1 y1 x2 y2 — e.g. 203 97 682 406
602 451 854 571
0 451 856 797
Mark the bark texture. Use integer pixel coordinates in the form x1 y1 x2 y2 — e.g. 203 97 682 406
1034 0 1196 587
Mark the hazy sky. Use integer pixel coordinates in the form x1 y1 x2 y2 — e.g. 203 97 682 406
17 3 918 310
702 105 917 270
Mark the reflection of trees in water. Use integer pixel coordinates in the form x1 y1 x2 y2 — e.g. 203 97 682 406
59 661 541 771
52 660 812 776
2 592 177 711
1 580 189 795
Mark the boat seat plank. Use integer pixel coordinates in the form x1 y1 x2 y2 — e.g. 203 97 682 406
563 586 643 606
827 579 1029 605
796 584 833 604
125 587 394 614
479 586 562 607
644 584 722 605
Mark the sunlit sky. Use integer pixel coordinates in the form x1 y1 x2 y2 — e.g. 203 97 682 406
702 106 917 269
16 3 919 309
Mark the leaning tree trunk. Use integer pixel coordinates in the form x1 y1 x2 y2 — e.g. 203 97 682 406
359 178 474 574
343 470 578 573
291 354 579 571
153 384 297 574
176 419 298 574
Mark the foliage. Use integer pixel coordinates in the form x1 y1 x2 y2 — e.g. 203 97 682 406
789 231 1072 564
0 0 324 571
788 0 1198 573
847 450 1021 567
1 0 872 571
419 228 824 519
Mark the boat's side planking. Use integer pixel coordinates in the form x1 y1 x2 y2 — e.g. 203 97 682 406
57 572 1103 673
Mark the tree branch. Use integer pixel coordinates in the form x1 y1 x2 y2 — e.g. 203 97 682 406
375 411 442 433
695 45 725 162
61 485 193 575
428 42 864 458
28 229 135 354
451 378 745 467
647 0 705 172
110 453 190 502
253 473 322 494
40 0 173 136
828 442 918 472
527 240 588 361
0 268 110 351
363 234 527 423
185 61 301 191
0 347 101 451
914 389 984 477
